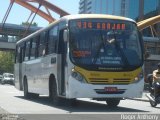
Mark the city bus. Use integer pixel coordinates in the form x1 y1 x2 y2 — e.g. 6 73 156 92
14 14 144 107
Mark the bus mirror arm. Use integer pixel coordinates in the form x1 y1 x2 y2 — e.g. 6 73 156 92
63 29 68 42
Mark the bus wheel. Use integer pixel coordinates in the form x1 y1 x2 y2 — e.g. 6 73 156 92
23 78 31 99
24 78 39 99
67 99 78 107
50 81 62 106
106 98 120 107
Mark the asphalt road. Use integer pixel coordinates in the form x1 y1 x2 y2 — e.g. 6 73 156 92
0 84 159 120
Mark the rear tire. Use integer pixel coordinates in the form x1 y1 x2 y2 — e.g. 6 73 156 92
50 80 62 106
106 98 120 107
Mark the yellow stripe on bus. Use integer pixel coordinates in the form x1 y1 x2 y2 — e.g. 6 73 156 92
74 66 142 84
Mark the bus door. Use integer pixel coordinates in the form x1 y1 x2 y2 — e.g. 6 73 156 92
15 46 23 90
57 29 67 96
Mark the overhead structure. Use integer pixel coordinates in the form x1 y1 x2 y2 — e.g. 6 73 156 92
14 0 55 23
137 15 160 37
13 0 70 23
2 0 70 27
0 0 70 38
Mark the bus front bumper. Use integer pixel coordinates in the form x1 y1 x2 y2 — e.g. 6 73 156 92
66 76 144 99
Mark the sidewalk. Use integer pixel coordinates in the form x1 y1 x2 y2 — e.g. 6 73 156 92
128 92 149 102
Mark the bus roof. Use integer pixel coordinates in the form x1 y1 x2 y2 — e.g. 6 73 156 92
17 14 135 44
61 14 135 23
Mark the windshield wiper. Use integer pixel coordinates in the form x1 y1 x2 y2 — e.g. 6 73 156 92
92 31 105 64
112 30 129 67
92 30 130 67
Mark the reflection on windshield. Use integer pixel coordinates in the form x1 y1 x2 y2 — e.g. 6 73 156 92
69 19 142 71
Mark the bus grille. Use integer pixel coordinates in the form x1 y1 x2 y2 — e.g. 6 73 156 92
88 78 132 84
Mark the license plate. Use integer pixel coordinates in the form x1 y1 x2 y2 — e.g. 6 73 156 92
105 87 118 92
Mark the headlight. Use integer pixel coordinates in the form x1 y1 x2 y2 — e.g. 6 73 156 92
71 69 86 83
133 70 143 83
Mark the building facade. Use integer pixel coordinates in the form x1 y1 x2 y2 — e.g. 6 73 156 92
79 0 122 15
79 0 160 21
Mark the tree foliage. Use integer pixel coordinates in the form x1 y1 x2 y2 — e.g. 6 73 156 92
21 22 38 27
0 51 14 74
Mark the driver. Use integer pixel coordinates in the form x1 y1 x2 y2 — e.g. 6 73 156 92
152 63 160 98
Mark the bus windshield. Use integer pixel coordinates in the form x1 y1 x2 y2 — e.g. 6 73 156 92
69 19 143 71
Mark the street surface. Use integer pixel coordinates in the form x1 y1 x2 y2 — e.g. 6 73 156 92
0 84 159 120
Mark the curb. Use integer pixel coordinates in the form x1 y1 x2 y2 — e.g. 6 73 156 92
127 92 150 102
128 98 149 102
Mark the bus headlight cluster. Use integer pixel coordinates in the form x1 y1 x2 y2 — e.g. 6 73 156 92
134 70 143 83
71 70 86 83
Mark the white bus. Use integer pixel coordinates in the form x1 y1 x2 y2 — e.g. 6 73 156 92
15 14 144 107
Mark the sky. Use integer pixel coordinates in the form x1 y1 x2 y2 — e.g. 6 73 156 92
0 0 79 27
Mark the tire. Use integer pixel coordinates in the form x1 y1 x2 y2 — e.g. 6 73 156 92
1 80 5 85
23 78 31 99
67 99 78 107
50 80 62 106
23 78 39 99
106 98 120 107
150 100 157 107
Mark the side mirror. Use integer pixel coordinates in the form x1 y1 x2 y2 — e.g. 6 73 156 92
63 29 68 42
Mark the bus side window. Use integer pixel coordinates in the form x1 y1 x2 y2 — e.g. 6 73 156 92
48 26 58 54
35 35 40 58
22 42 26 62
15 46 20 63
30 38 37 60
15 46 18 63
25 41 31 61
38 32 46 57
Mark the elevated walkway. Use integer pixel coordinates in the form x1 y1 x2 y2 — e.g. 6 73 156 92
0 42 16 51
0 23 40 36
0 23 40 50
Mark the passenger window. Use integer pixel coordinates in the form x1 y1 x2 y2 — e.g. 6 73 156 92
39 32 46 57
48 26 58 54
22 43 26 61
15 46 20 63
25 41 31 61
30 38 37 60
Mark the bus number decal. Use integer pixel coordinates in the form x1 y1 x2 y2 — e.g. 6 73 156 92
77 21 126 30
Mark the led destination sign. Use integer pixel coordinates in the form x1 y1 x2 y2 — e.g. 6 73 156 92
77 21 126 30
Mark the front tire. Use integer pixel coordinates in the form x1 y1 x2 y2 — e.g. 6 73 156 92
50 80 62 106
23 77 39 99
106 98 120 107
23 77 31 98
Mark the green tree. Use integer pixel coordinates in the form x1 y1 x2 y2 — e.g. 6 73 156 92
21 22 38 27
0 51 14 74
